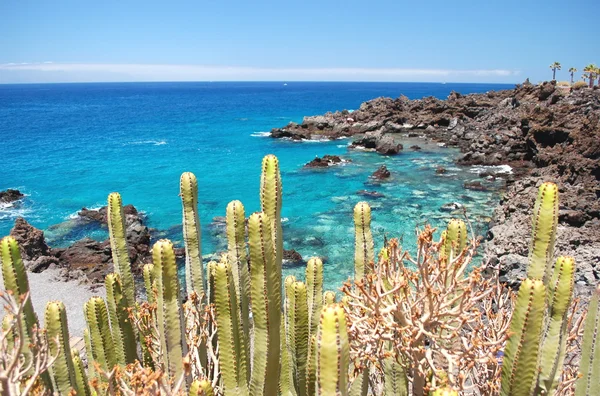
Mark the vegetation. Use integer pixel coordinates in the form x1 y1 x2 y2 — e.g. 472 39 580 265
572 81 588 90
582 64 598 88
568 67 577 84
550 62 561 80
0 155 598 395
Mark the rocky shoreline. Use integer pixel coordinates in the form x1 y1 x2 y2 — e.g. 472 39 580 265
272 81 600 286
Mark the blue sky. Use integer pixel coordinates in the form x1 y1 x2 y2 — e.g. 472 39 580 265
1 0 598 83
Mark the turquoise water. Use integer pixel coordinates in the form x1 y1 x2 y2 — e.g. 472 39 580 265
0 82 511 290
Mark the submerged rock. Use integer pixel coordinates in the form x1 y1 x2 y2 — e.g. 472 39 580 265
304 155 350 168
357 190 385 198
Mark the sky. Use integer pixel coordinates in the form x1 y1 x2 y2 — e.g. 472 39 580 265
1 0 598 84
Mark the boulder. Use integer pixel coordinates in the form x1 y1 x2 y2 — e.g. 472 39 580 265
375 135 403 155
371 165 391 180
53 238 113 283
304 155 349 168
0 189 24 203
9 218 51 262
436 166 447 174
410 145 422 151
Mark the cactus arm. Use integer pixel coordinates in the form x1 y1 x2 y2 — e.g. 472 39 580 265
284 275 298 392
537 256 575 393
189 379 215 395
527 182 559 282
306 257 323 341
324 291 337 304
84 296 117 372
575 285 600 396
444 219 467 262
280 318 298 396
317 304 349 396
71 348 91 396
213 260 249 395
105 273 138 365
306 334 317 396
152 239 186 381
107 192 135 306
349 367 369 396
500 278 546 396
260 154 283 270
83 328 96 380
248 212 281 396
143 263 155 304
180 172 205 297
353 202 374 282
293 281 309 396
383 355 408 396
45 301 77 395
226 199 251 375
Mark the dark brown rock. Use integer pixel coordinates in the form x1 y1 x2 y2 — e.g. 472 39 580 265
304 155 349 168
357 190 385 198
53 238 113 283
410 145 422 151
436 166 447 174
371 165 391 180
0 189 24 203
9 218 51 262
283 249 303 262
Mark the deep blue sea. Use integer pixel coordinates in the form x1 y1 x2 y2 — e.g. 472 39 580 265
0 81 513 290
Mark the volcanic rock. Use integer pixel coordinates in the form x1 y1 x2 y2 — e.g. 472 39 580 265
0 189 24 203
371 165 391 180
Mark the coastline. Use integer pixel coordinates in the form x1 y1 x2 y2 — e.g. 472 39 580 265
270 80 600 286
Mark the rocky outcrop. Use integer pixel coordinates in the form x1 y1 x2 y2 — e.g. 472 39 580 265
272 81 600 286
9 218 58 272
371 165 391 180
350 130 403 155
0 189 24 203
304 155 350 168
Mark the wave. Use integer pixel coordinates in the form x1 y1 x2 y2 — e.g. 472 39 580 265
469 164 513 175
251 132 271 137
124 140 167 146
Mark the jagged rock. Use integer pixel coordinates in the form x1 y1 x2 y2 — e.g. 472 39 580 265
463 180 489 191
357 190 385 198
78 204 139 225
9 218 51 262
304 155 349 168
0 189 24 203
410 145 422 151
52 238 113 283
283 249 303 262
375 135 403 155
371 165 391 180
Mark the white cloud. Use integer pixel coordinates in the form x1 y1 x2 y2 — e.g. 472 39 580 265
0 62 521 83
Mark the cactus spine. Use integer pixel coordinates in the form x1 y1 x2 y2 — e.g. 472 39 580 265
226 199 251 371
248 212 281 396
317 304 350 396
213 259 249 395
45 301 77 395
527 182 559 282
105 273 137 365
152 239 186 381
180 172 205 297
107 192 135 306
353 202 374 282
575 285 600 396
84 296 117 373
500 278 546 396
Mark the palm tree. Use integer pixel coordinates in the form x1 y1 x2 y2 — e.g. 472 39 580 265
549 62 561 80
568 67 577 84
582 64 598 87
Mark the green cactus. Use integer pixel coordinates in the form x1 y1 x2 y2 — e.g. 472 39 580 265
280 318 297 396
107 192 135 306
83 328 96 380
442 219 467 261
316 304 349 396
105 273 137 365
306 334 317 396
84 296 117 373
180 172 205 297
383 355 408 396
349 368 369 396
248 212 281 396
152 239 186 381
575 285 600 396
429 388 458 396
306 257 323 341
527 182 559 282
289 280 309 396
143 263 155 304
45 301 77 395
260 154 283 272
213 259 249 395
226 199 251 371
500 278 546 396
536 256 575 393
71 348 91 396
324 290 337 305
353 202 374 282
283 275 298 395
189 379 215 395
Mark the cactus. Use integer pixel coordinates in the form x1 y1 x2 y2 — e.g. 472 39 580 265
429 388 458 396
306 334 317 396
500 278 546 396
536 256 575 393
180 172 205 297
105 273 137 365
575 285 600 396
383 355 408 396
213 259 249 395
306 257 323 341
354 202 374 282
45 301 77 395
152 239 186 381
442 219 467 261
324 290 337 304
189 379 215 395
71 349 91 396
260 154 283 271
286 280 309 396
143 263 155 304
226 199 251 369
527 182 559 282
107 192 135 306
280 318 297 396
84 296 117 373
316 304 349 396
248 212 281 396
349 368 369 396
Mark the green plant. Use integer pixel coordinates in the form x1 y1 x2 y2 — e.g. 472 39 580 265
568 67 577 83
44 301 77 394
572 80 588 90
550 62 561 80
107 192 136 306
575 285 600 395
181 172 205 297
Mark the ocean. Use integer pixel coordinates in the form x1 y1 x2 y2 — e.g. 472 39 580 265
0 81 513 289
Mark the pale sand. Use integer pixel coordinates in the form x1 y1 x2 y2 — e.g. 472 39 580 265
1 269 105 338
